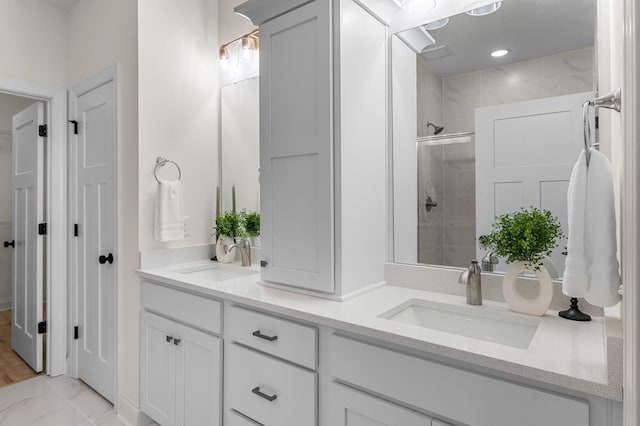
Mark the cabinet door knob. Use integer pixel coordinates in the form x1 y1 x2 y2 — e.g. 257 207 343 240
173 338 181 346
252 386 277 402
252 330 278 342
166 335 173 343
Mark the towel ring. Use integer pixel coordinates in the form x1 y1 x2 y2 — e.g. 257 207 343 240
154 157 181 183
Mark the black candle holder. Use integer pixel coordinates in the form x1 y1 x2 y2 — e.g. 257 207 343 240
559 297 592 321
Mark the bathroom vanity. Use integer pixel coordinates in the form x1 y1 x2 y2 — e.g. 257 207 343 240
138 261 622 426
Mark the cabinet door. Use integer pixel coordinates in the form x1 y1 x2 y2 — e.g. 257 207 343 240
329 383 432 426
140 311 176 426
259 0 334 293
175 324 223 426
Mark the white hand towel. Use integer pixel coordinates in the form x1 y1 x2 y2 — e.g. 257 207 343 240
584 149 621 307
154 180 185 242
563 151 589 297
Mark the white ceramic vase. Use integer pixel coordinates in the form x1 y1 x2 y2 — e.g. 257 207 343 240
502 261 554 316
216 236 236 263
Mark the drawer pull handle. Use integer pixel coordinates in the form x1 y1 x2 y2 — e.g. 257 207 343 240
252 330 278 342
252 386 278 402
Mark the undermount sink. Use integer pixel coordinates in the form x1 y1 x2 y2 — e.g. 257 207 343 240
175 264 258 281
379 299 540 349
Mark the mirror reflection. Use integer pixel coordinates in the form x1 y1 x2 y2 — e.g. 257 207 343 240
220 76 260 244
392 0 596 278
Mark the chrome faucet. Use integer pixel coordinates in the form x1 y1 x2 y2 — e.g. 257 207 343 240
226 238 252 266
481 250 499 272
458 260 482 305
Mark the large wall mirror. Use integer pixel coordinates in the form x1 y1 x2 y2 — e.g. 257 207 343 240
220 76 260 242
392 0 597 278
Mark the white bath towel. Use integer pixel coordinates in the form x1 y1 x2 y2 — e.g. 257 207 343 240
563 151 589 297
563 149 621 307
154 180 185 242
584 149 621 307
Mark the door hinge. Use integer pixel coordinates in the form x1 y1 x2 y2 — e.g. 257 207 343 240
38 223 47 235
38 321 47 334
38 124 47 137
74 326 79 340
68 120 78 135
595 116 599 129
74 224 79 237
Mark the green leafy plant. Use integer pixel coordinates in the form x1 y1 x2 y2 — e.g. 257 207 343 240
242 210 260 237
215 210 245 239
480 207 564 271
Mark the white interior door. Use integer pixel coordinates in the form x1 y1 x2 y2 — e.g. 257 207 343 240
475 91 593 276
71 76 116 402
11 101 45 373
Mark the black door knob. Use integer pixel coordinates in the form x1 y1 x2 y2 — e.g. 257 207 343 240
98 253 114 264
3 240 14 248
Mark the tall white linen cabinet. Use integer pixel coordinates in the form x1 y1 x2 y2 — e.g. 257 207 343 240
236 0 389 298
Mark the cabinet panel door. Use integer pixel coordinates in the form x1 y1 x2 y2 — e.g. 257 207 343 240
175 323 222 426
140 311 176 426
329 383 431 426
259 0 334 293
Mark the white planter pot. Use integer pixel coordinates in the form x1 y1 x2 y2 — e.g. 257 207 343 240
216 236 236 263
502 261 554 316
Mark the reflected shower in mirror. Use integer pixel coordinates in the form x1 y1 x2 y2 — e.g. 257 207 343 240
220 76 260 243
392 0 597 278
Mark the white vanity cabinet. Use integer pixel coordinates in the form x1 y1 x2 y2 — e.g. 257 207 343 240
238 0 388 298
140 282 223 426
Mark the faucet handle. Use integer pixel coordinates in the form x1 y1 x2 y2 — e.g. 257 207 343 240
458 268 470 284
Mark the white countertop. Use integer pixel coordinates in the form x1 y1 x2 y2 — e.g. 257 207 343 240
138 260 621 401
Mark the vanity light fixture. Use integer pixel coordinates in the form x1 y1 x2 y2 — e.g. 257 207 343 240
491 49 509 57
422 17 449 31
466 1 502 16
219 29 259 60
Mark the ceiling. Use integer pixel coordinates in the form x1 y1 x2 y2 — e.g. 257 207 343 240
38 0 80 10
413 0 596 77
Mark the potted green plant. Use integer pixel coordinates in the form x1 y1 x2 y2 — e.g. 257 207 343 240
215 210 245 263
481 207 564 316
242 210 260 246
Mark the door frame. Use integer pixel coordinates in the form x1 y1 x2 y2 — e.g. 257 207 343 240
0 74 68 377
67 65 118 397
622 0 639 423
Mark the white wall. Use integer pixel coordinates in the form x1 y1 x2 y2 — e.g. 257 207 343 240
67 0 140 420
0 0 68 87
138 0 219 252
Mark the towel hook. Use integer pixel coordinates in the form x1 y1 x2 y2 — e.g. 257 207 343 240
154 157 181 183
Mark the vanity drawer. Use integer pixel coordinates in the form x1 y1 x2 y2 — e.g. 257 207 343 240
227 343 316 426
142 281 222 335
330 334 589 426
228 305 317 369
227 410 263 426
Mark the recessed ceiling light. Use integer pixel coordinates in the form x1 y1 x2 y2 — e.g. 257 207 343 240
491 49 509 58
466 1 502 17
422 17 449 31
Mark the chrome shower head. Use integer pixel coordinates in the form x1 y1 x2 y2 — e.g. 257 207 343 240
427 122 444 135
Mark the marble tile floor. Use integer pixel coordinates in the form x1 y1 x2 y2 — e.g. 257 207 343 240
0 375 126 426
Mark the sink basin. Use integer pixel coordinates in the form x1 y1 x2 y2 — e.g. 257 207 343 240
379 299 540 349
175 264 258 281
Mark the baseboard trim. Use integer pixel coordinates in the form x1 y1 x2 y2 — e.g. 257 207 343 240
117 394 153 426
0 298 11 311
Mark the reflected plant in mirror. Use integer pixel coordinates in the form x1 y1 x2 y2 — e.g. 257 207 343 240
392 0 596 281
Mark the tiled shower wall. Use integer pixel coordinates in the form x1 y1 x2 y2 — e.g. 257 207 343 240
417 47 594 267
